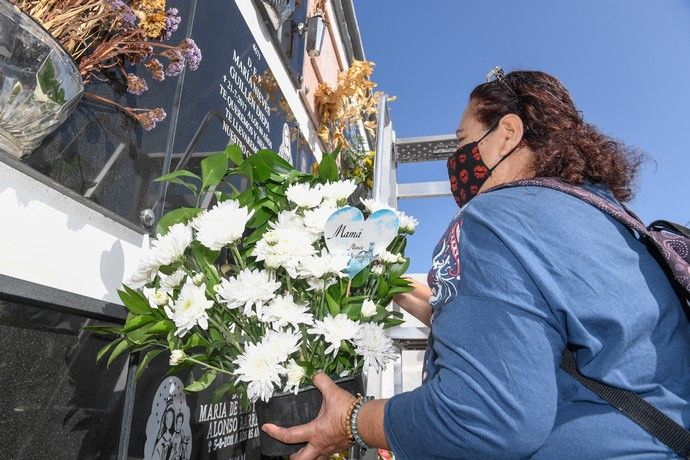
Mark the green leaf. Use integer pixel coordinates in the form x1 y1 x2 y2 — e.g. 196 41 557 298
378 278 390 297
186 369 218 392
255 149 294 174
225 144 244 166
126 323 156 344
134 348 164 381
350 268 370 288
97 339 121 362
83 325 122 336
118 287 151 315
318 153 338 182
156 207 202 236
201 151 229 190
154 169 201 182
191 240 220 265
165 177 198 195
235 187 255 208
148 320 173 335
248 154 271 182
123 314 157 333
237 160 254 184
383 318 406 328
246 207 273 229
325 293 340 316
107 340 130 368
389 258 411 279
387 285 415 296
212 381 237 403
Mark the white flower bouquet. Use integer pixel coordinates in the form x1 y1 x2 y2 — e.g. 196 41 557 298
92 145 417 408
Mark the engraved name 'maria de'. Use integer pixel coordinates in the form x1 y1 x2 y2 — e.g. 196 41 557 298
328 224 362 239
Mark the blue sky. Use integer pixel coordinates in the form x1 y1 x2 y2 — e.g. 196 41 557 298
354 0 690 273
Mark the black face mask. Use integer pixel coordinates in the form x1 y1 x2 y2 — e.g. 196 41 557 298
446 125 520 208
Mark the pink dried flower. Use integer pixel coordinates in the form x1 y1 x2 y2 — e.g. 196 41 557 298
126 73 148 95
132 107 167 130
162 48 185 76
163 8 181 40
181 38 202 71
144 58 165 81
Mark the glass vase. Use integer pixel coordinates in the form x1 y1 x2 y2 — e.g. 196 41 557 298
0 1 83 159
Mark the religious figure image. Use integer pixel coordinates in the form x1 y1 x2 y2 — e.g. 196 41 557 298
144 377 192 460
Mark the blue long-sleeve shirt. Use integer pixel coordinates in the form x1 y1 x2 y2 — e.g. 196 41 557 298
384 184 690 459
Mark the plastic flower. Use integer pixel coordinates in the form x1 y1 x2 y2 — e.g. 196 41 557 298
284 359 306 395
169 349 186 366
286 183 323 208
164 280 214 337
234 341 286 402
308 314 360 356
150 223 193 267
262 294 313 329
192 199 254 250
361 299 377 318
353 323 397 372
215 268 280 318
320 179 356 202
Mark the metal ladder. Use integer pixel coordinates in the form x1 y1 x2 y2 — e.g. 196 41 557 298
367 93 457 398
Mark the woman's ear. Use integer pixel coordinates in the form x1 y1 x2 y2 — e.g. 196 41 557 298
498 113 525 156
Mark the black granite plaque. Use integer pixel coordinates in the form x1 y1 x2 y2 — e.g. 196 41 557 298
0 301 128 459
127 358 264 460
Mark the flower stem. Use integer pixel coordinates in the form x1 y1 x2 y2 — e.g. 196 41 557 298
186 357 235 377
231 245 246 270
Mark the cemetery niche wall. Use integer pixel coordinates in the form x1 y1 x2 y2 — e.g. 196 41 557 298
20 0 315 231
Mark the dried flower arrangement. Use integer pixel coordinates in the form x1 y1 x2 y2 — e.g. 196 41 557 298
10 0 202 130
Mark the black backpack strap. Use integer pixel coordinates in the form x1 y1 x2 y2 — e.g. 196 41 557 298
560 351 690 458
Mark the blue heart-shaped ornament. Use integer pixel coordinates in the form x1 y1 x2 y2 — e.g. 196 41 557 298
324 206 400 278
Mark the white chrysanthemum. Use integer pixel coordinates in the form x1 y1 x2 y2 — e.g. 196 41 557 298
397 210 419 233
151 223 193 266
160 268 186 292
353 323 398 371
305 277 337 292
286 183 323 208
308 314 360 356
378 250 404 264
297 249 349 279
263 329 302 363
143 287 170 309
163 280 214 337
169 349 186 366
303 204 337 235
361 299 377 318
253 227 317 276
215 268 280 318
284 359 306 395
192 200 254 250
360 198 393 214
269 210 305 232
191 272 205 286
234 341 286 402
124 254 160 289
370 264 384 276
320 179 356 202
262 294 314 329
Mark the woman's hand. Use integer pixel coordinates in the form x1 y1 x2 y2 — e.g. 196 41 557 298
261 373 356 460
393 276 433 327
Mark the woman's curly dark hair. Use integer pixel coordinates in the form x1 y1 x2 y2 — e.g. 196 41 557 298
470 70 643 202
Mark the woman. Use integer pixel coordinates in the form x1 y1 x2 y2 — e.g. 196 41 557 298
263 69 690 458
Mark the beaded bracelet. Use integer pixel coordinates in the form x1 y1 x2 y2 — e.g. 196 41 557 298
349 394 374 451
345 394 362 445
